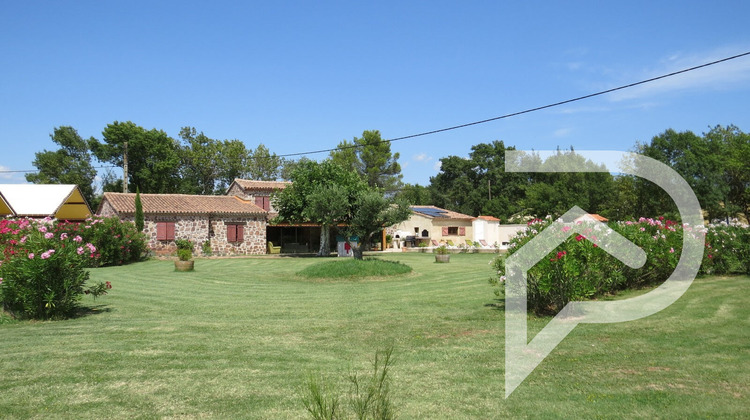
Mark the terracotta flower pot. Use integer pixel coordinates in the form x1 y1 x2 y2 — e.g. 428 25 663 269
174 260 194 272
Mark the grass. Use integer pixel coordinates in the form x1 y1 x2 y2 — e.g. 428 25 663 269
297 258 412 279
0 253 748 418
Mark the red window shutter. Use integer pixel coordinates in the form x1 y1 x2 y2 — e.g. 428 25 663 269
157 222 166 240
167 222 175 241
263 197 270 211
227 224 236 242
237 224 244 242
442 227 449 236
255 196 264 208
459 227 466 236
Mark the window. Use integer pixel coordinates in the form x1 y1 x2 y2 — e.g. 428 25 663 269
442 226 466 236
156 222 175 241
227 223 245 243
414 227 419 233
254 196 270 211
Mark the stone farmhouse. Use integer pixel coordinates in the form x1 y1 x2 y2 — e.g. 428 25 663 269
97 179 327 256
97 192 267 256
96 179 526 256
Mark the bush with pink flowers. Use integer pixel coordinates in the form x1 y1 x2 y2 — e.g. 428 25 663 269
0 218 112 319
490 216 749 315
54 216 148 267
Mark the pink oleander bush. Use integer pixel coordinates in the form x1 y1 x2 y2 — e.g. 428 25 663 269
53 216 148 267
490 216 750 316
0 215 144 320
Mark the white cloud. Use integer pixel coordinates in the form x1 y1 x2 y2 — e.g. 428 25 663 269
413 153 432 162
0 165 20 181
553 128 572 138
433 161 442 172
609 47 750 101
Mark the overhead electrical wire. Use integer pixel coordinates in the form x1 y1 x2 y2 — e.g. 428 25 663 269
2 50 749 174
277 51 750 158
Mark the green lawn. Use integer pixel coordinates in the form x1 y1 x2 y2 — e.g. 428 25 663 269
0 253 748 419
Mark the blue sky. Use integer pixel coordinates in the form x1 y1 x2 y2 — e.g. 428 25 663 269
2 1 750 187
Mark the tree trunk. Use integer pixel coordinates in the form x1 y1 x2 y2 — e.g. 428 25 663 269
318 225 330 256
351 242 363 260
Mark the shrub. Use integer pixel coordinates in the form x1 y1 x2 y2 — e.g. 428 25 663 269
201 240 212 256
433 245 449 255
301 346 396 420
175 238 193 251
0 218 111 319
177 248 192 261
54 216 148 267
490 216 750 316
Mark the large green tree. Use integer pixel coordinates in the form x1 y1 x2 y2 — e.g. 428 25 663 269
90 121 182 194
178 127 223 195
247 144 284 181
395 183 432 205
518 149 614 218
635 128 728 220
704 125 750 223
429 141 528 220
330 130 403 192
342 190 411 259
26 126 97 207
273 160 366 256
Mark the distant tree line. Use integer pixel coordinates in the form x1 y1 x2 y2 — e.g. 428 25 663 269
26 121 749 222
27 123 404 211
394 125 750 223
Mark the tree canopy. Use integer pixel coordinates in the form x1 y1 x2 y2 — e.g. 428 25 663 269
330 130 403 192
26 126 98 207
90 121 183 194
273 160 366 256
273 159 409 259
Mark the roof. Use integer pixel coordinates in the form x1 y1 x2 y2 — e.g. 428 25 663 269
410 205 475 221
0 190 14 216
99 192 266 216
574 213 609 222
0 184 92 219
230 179 291 191
477 215 501 222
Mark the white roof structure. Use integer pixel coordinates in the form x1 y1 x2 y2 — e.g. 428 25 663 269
0 184 92 220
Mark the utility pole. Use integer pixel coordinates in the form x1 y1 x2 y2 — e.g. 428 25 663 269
488 179 491 201
123 141 129 193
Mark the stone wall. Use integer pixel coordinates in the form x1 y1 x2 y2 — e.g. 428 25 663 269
226 184 280 213
146 215 210 255
98 200 117 217
101 210 267 256
209 217 266 255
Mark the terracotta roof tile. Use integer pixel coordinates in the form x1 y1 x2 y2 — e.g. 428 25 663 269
477 215 501 222
232 179 291 191
101 193 266 215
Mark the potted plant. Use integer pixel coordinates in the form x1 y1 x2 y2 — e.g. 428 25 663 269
434 245 450 263
174 239 194 271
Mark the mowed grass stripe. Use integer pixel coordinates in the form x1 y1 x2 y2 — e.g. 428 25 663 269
1 254 747 419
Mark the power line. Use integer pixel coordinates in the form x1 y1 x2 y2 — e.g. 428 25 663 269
278 50 750 157
2 50 749 174
1 165 118 174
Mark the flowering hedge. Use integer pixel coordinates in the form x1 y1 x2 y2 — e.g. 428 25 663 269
0 216 146 319
54 216 148 267
490 217 750 316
